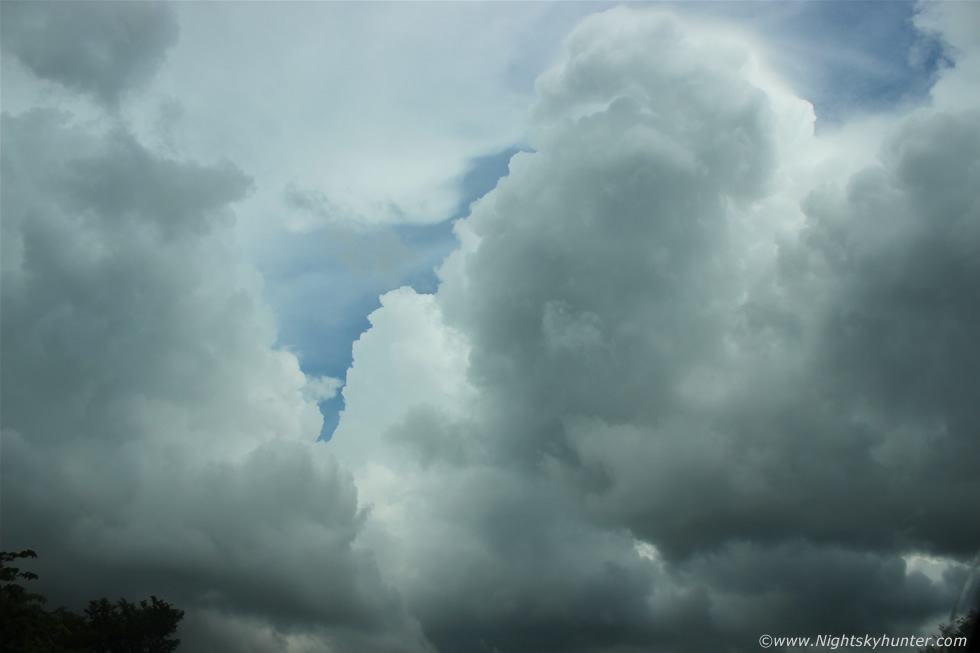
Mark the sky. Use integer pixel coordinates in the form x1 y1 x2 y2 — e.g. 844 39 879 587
1 1 978 652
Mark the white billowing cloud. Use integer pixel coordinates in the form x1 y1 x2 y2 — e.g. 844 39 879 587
331 287 475 470
303 374 344 404
331 6 978 652
132 1 568 237
0 106 432 651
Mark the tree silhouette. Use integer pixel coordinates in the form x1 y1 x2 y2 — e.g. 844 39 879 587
0 550 184 653
83 597 183 653
920 609 977 653
1 550 52 650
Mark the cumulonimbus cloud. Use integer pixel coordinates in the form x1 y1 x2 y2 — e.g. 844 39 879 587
2 3 977 653
332 6 979 652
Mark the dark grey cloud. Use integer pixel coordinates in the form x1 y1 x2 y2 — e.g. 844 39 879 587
0 109 253 451
0 107 432 651
0 1 178 106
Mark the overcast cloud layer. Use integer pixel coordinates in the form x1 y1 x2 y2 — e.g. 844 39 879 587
2 2 979 652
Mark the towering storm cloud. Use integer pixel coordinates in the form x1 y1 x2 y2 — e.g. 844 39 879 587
2 3 977 652
332 5 978 652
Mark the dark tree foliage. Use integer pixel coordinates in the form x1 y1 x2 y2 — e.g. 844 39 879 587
920 609 978 653
1 550 53 651
83 597 184 653
0 551 184 653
